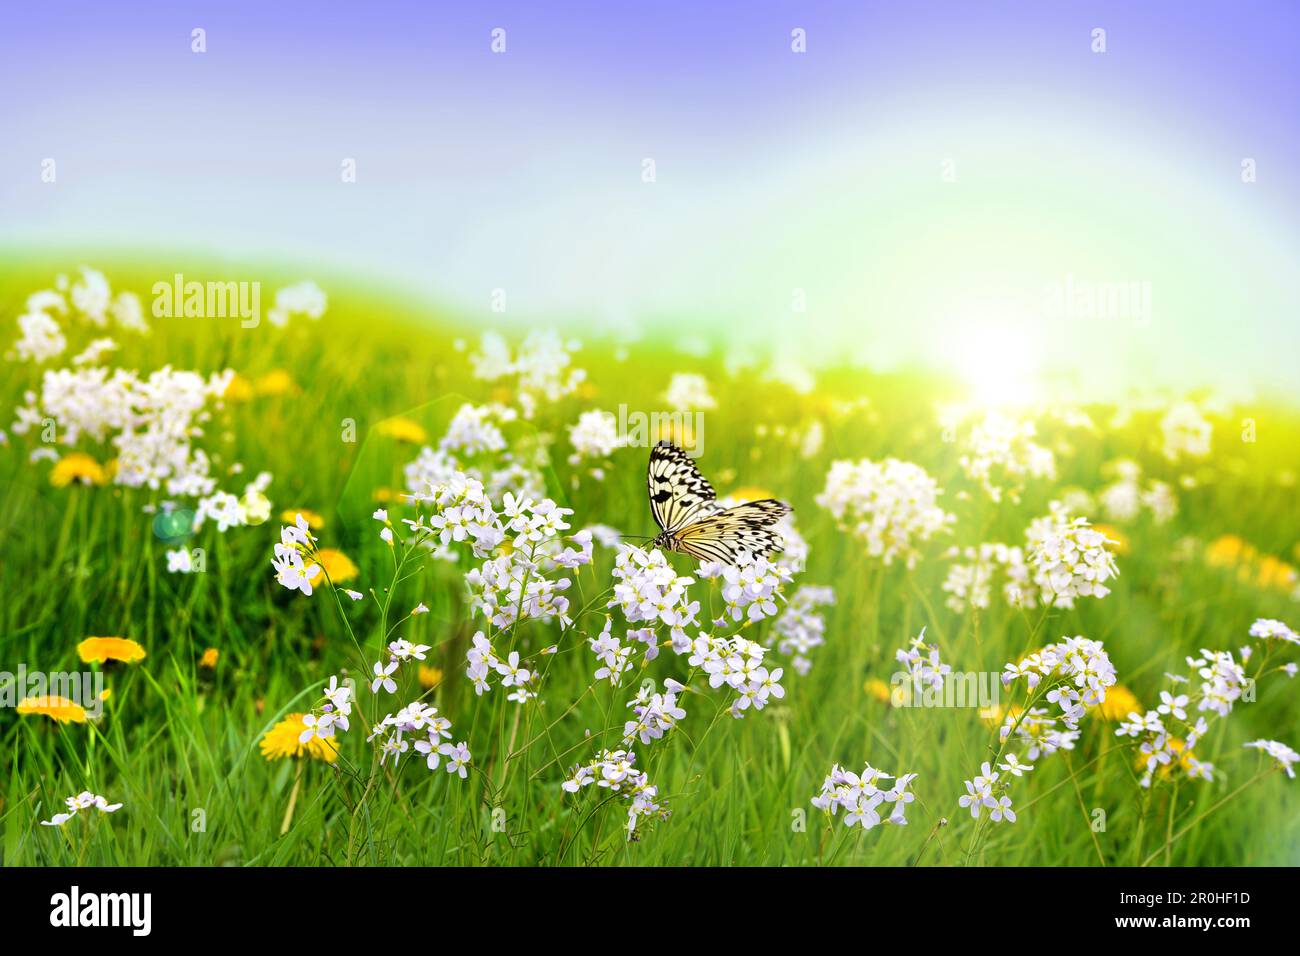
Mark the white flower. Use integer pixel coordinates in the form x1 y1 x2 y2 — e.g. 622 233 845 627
1157 690 1189 721
1027 508 1119 605
40 791 122 826
567 409 625 466
371 659 398 694
816 458 953 567
440 741 472 778
1160 401 1212 462
1250 618 1299 645
1244 739 1300 778
663 372 717 411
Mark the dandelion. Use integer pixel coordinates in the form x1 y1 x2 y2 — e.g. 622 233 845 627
77 636 146 664
50 452 107 487
279 508 325 529
418 665 443 690
376 416 428 444
199 647 219 669
17 696 88 724
259 714 339 763
311 548 359 586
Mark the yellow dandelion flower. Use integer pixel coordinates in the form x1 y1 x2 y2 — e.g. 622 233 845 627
254 369 297 397
980 703 1006 727
223 373 255 402
77 636 146 664
864 677 892 703
1257 556 1298 592
309 548 359 585
1095 684 1141 721
729 486 775 504
1205 534 1253 568
280 508 325 529
375 416 428 444
373 487 399 503
260 713 338 763
419 665 443 690
50 453 107 488
1092 524 1130 555
576 381 599 400
490 386 513 405
199 648 219 669
17 696 87 724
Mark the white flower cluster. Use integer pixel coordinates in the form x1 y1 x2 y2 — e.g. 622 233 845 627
402 476 588 631
941 542 1035 612
771 584 835 675
686 633 785 718
816 458 953 567
271 514 320 595
469 330 586 419
8 268 146 364
607 546 701 651
958 760 1022 824
623 681 687 745
561 749 669 836
1191 649 1249 718
296 671 473 780
697 555 793 625
894 627 951 693
958 410 1055 502
1098 458 1178 525
997 708 1079 761
1001 635 1118 727
1159 401 1212 462
467 631 553 704
1250 618 1300 644
1027 508 1119 606
266 280 327 328
403 404 548 514
40 790 124 827
13 365 236 494
663 372 717 411
566 408 625 477
300 675 355 741
1244 739 1299 778
1111 619 1299 788
588 617 657 684
441 402 513 456
811 763 918 829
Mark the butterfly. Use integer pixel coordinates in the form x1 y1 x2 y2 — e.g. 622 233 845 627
647 440 791 565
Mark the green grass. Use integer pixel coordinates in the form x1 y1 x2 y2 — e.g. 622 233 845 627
2 258 1299 866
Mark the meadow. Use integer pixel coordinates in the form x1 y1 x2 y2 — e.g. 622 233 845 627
2 258 1298 867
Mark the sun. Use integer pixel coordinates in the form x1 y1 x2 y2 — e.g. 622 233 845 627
940 305 1045 409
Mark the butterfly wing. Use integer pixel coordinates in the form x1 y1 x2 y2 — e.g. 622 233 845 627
647 440 720 533
673 499 791 565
